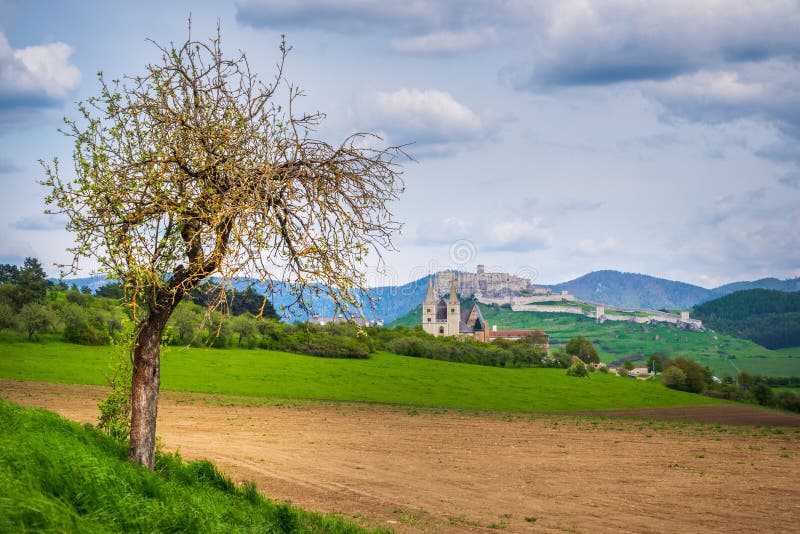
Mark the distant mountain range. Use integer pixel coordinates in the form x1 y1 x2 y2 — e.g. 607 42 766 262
54 274 433 324
56 270 800 323
545 270 800 310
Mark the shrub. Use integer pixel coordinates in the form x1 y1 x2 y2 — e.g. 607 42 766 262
61 303 110 345
776 391 800 413
566 361 589 378
297 335 370 359
667 357 708 393
662 366 686 391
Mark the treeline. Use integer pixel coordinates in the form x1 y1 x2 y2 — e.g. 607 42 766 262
0 260 377 359
645 353 800 413
693 289 800 349
0 258 122 344
704 372 800 413
376 331 553 368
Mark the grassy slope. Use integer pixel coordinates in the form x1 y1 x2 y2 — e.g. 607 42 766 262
0 340 725 411
391 305 800 377
0 398 373 533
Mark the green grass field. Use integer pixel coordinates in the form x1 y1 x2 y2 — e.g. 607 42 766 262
392 305 800 378
0 398 373 533
0 340 726 412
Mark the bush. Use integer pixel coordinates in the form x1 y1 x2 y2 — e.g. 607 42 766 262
566 361 589 378
662 366 686 390
61 303 110 345
97 326 134 441
662 357 709 393
297 335 370 359
776 391 800 413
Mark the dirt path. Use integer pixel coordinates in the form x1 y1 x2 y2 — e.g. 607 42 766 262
3 379 799 533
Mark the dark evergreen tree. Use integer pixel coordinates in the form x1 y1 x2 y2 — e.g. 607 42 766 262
16 257 49 306
0 264 20 284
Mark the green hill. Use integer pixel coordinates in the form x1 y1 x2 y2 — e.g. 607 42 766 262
0 397 370 533
390 303 800 378
0 342 724 412
693 290 800 349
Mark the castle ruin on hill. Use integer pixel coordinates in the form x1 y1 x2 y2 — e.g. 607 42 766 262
428 266 702 331
434 264 551 299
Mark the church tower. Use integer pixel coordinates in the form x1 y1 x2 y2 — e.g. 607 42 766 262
422 276 437 335
447 276 461 336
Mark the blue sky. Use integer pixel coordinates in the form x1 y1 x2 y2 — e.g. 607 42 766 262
1 0 799 288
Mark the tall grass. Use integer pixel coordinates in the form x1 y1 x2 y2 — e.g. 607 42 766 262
0 398 379 533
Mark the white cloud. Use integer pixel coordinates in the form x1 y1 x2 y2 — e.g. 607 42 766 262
355 88 497 157
644 60 800 126
508 0 800 89
415 217 471 246
374 88 482 139
414 215 553 254
486 217 552 252
0 32 81 105
390 28 497 55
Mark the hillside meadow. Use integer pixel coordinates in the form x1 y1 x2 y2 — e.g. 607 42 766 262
0 339 725 412
392 305 800 377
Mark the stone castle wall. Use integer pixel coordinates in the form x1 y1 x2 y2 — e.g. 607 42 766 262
435 269 535 298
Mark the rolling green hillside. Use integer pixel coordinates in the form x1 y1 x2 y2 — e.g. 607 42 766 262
0 398 371 533
390 303 800 378
0 341 724 412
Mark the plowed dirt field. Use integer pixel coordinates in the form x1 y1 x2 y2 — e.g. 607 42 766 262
3 379 799 533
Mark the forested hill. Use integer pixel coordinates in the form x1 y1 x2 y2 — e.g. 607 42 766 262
708 278 800 299
693 290 800 349
546 270 710 310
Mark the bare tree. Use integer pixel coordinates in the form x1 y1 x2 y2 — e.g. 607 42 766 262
42 29 404 469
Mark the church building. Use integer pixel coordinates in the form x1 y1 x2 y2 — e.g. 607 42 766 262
421 277 488 342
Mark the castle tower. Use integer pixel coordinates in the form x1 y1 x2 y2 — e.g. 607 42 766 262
447 277 461 335
422 277 437 335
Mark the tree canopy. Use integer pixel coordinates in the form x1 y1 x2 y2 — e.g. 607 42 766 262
42 29 405 469
565 336 599 364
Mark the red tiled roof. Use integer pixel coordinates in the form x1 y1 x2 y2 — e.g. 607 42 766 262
488 330 548 337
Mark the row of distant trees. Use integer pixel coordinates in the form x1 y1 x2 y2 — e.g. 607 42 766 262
641 352 800 413
382 331 551 368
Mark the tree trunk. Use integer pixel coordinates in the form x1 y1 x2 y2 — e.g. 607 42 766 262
128 308 171 469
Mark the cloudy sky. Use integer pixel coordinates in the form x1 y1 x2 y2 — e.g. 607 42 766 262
1 0 799 288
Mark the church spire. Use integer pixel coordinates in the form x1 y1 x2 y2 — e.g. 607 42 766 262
449 276 459 303
424 276 436 303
